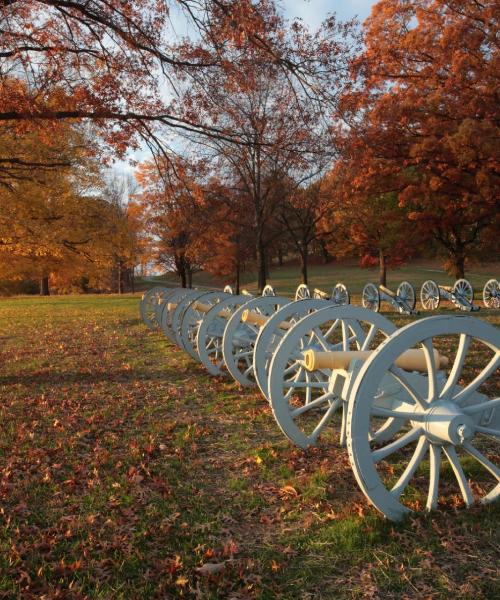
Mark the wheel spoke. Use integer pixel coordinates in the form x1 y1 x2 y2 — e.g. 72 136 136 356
243 364 254 376
462 443 500 480
440 334 470 400
391 436 429 498
388 366 428 410
290 392 334 417
454 354 500 405
463 397 500 415
310 400 341 443
371 427 421 463
426 444 441 511
443 446 474 506
283 381 329 389
475 425 500 437
312 328 332 351
361 324 377 351
421 337 438 402
371 404 425 421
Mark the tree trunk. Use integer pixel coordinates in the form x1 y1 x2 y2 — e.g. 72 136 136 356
300 243 308 284
235 260 240 295
40 276 50 296
378 249 387 286
450 252 466 279
277 246 284 267
320 239 331 264
117 260 124 294
257 237 267 293
187 263 193 288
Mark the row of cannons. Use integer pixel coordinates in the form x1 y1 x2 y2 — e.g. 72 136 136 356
140 284 499 521
290 278 499 315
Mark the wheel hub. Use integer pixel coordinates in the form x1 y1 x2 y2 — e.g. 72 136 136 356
416 401 475 445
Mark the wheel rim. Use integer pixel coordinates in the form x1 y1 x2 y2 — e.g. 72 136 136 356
332 283 349 306
179 291 230 360
295 284 311 300
171 291 207 348
262 285 276 296
453 279 474 310
362 283 380 312
141 287 174 330
420 280 440 311
397 281 416 311
253 299 329 399
483 279 500 309
268 306 397 449
196 295 249 375
222 296 289 386
347 315 500 521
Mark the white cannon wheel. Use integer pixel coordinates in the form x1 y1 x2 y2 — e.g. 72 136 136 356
141 287 175 330
347 315 500 521
222 295 289 387
179 291 230 360
483 279 500 309
159 288 194 342
420 280 440 311
397 281 416 312
268 306 397 449
224 285 234 294
254 299 330 400
196 295 250 376
295 284 311 300
453 278 474 311
262 285 276 297
171 290 207 348
362 283 380 312
332 283 350 306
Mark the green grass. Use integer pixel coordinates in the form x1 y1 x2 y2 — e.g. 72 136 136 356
0 291 499 598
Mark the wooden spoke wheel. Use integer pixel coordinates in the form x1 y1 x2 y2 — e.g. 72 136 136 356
196 295 251 375
268 306 397 449
362 283 380 312
170 290 208 348
179 291 230 360
347 315 500 521
222 295 289 387
295 284 311 300
483 279 500 309
397 281 416 312
140 287 175 330
453 278 474 311
420 280 440 311
332 283 350 306
262 285 276 296
253 299 330 400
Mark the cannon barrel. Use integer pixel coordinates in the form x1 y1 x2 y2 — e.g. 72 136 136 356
193 301 232 319
303 348 449 373
241 309 292 330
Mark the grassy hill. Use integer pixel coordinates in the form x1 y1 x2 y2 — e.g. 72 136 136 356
140 259 499 303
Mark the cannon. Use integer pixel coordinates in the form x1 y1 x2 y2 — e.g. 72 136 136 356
362 281 417 314
420 278 479 312
313 283 350 306
483 279 500 309
268 305 499 520
140 286 178 330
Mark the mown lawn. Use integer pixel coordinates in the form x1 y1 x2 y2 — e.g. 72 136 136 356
0 294 499 599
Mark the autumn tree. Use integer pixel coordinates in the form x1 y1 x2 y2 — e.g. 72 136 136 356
0 123 139 293
319 163 421 285
337 0 499 278
178 4 356 290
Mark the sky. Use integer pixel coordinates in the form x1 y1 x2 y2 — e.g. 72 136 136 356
116 0 376 177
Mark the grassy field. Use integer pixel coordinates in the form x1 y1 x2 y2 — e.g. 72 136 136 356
0 292 499 599
146 259 499 304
